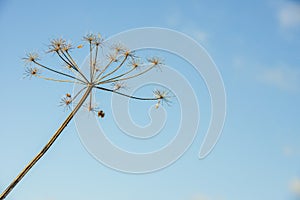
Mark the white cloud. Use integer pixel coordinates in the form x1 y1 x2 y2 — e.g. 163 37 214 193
278 3 300 29
185 28 208 43
232 57 300 92
258 66 300 92
283 145 300 158
164 6 209 44
290 178 300 196
165 7 182 27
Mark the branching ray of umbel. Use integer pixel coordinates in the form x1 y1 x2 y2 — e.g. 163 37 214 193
0 33 171 199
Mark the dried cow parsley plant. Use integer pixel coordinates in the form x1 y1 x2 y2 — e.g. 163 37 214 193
0 33 171 199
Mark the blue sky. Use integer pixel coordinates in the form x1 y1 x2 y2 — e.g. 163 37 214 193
0 0 300 200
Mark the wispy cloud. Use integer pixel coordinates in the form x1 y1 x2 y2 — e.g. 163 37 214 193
278 2 300 29
283 146 294 157
258 66 300 92
164 6 209 44
184 28 208 43
165 7 182 27
283 145 300 157
232 56 300 92
290 178 300 196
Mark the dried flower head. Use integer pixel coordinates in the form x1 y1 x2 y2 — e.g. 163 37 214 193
124 50 137 59
93 33 104 46
128 59 142 69
23 52 39 65
62 42 73 52
48 38 66 53
153 89 172 108
59 96 72 110
112 81 127 91
111 43 128 54
148 56 164 67
107 53 118 62
83 33 96 43
24 67 40 78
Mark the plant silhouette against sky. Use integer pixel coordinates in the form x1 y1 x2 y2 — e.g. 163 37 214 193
0 33 170 199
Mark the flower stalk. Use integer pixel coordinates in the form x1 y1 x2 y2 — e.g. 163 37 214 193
0 86 92 200
0 33 171 199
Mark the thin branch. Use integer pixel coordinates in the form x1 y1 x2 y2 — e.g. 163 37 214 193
98 64 156 84
99 55 128 81
94 59 114 81
89 41 93 82
92 44 99 80
72 86 88 103
96 66 136 85
35 75 84 84
62 51 89 83
94 86 159 101
33 61 86 84
56 51 77 71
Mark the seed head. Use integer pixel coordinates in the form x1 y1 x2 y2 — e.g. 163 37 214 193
112 81 127 91
153 89 172 108
107 53 118 62
23 52 39 65
93 33 104 46
60 96 72 110
128 59 142 70
111 43 127 54
147 57 164 67
48 38 66 53
83 33 96 43
62 42 73 52
24 67 40 78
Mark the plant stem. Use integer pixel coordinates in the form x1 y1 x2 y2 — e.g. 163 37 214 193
0 86 93 200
